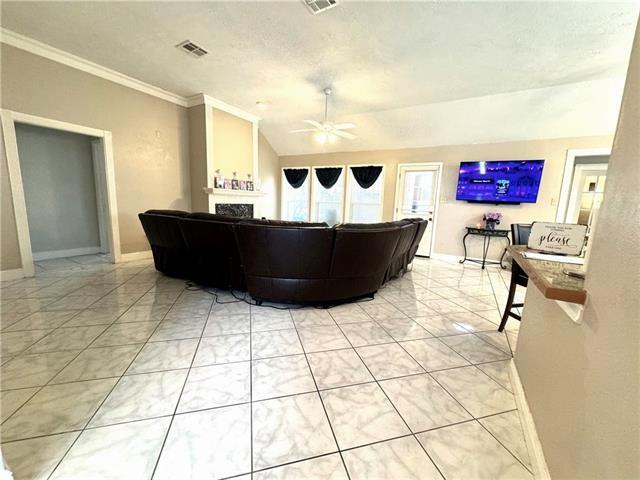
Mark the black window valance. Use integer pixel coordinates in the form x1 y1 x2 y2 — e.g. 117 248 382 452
351 166 383 189
283 168 309 189
315 167 343 189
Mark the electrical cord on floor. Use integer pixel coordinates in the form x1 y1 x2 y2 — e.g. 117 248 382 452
184 280 377 310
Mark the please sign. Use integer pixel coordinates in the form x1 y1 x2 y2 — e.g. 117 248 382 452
528 222 588 256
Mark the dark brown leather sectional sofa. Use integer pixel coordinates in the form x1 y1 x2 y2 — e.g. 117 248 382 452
139 210 427 304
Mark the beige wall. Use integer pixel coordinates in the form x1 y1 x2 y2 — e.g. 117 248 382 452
281 135 612 259
1 44 191 264
212 107 253 181
258 132 280 220
516 24 639 479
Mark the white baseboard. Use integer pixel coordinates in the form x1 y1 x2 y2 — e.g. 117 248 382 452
0 268 25 281
119 250 152 262
32 246 102 261
509 360 551 480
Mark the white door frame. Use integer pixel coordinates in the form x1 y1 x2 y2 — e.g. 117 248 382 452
393 162 443 257
344 164 385 223
556 147 610 222
1 109 121 277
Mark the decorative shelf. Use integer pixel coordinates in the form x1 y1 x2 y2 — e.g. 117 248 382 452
203 187 266 197
508 245 587 305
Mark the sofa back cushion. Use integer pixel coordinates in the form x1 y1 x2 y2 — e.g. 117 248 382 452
330 223 402 278
236 223 334 279
138 211 188 249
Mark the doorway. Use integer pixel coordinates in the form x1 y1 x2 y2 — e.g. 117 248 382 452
1 110 121 277
15 124 108 262
394 163 442 257
556 147 610 223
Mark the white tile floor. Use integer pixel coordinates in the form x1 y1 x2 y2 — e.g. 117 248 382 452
1 254 528 479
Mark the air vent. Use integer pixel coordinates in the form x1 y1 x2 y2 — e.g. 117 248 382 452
303 0 338 15
176 40 208 58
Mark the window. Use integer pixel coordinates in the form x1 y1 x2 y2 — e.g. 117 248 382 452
311 167 344 225
346 166 384 223
281 168 309 221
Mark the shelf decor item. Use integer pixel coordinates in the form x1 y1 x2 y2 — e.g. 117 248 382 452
231 172 240 190
239 180 247 190
247 173 254 191
483 212 502 230
214 169 225 189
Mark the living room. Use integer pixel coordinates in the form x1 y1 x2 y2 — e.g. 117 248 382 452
1 2 638 479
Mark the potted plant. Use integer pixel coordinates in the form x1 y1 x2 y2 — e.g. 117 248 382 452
483 212 502 230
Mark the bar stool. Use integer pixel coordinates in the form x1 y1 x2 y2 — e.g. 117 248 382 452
499 223 532 332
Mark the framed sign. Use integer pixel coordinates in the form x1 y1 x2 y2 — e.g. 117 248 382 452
528 222 588 255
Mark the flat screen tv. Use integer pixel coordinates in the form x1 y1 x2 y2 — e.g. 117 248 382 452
456 160 544 204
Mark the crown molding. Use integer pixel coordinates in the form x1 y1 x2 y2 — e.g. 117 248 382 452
1 28 189 106
187 93 260 123
1 28 261 123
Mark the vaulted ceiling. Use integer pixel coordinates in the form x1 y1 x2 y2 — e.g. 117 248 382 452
2 1 638 155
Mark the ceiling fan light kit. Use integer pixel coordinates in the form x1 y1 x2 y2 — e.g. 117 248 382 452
290 87 357 144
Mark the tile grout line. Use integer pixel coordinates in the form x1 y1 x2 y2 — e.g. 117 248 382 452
144 288 220 479
44 263 184 479
329 306 448 480
287 307 353 480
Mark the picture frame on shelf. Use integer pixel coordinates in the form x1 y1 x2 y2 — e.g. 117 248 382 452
224 179 232 190
231 179 240 190
214 176 225 189
239 180 247 190
247 181 254 191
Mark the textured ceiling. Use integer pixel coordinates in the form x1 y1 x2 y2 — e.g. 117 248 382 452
1 1 638 155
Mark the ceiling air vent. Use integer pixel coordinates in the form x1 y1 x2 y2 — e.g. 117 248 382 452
176 40 208 58
303 0 338 15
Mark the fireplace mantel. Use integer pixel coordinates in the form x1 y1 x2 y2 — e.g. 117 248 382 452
202 187 266 197
203 186 266 217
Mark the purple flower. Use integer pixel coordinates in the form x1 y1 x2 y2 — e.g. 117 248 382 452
483 212 503 221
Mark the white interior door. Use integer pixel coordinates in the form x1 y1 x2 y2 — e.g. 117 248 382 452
395 164 441 257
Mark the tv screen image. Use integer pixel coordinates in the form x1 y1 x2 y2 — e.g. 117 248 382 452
456 160 545 204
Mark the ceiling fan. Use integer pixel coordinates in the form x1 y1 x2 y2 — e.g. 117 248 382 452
290 87 357 144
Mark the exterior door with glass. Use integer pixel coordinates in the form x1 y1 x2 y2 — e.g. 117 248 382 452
394 164 441 257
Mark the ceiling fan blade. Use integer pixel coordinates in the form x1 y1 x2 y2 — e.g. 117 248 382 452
304 120 323 128
289 129 317 133
331 123 356 130
332 130 357 140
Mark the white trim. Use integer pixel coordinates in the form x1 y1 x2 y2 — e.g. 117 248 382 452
393 162 443 257
203 187 266 197
1 109 122 275
119 250 153 262
32 247 101 261
252 121 260 182
509 360 551 480
556 147 611 222
0 268 25 281
1 28 187 107
187 94 260 123
1 110 35 277
91 140 109 252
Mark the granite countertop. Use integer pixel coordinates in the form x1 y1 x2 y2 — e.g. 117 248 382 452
508 245 587 305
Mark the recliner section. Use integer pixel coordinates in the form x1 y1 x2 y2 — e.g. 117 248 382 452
139 209 427 304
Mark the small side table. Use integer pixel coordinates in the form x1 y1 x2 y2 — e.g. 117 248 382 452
459 226 511 269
